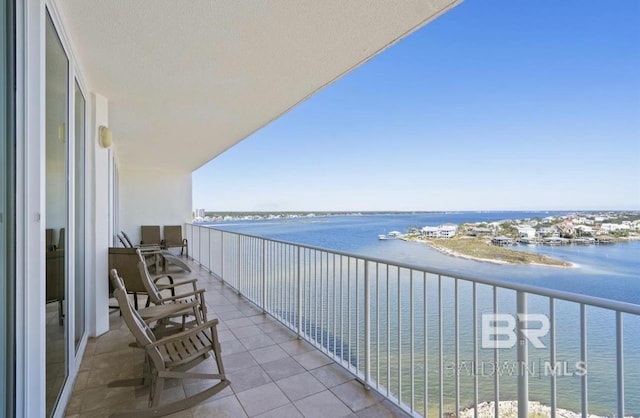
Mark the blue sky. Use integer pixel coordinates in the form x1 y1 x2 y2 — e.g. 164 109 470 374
193 0 640 212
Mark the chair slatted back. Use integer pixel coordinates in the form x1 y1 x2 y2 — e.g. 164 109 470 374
108 247 147 293
163 225 183 247
110 269 164 366
136 253 165 304
110 269 156 343
141 225 162 246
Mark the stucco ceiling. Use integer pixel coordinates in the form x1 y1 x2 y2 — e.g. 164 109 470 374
57 0 460 172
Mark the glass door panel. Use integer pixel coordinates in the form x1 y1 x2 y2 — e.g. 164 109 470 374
74 80 85 351
1 0 15 414
45 10 68 416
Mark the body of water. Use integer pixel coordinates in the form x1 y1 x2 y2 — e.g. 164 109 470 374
199 211 640 416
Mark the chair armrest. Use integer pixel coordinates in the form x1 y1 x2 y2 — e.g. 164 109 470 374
156 278 197 296
152 274 175 285
139 301 199 323
156 288 205 304
148 318 219 348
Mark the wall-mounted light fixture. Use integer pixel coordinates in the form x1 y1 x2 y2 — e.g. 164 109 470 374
98 125 113 148
58 123 65 143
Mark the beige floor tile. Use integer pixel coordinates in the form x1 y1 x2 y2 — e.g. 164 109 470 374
221 338 249 355
254 403 303 418
223 351 259 372
236 382 290 416
356 401 408 417
310 363 355 388
275 371 326 402
279 339 315 356
227 365 272 393
293 390 353 418
239 333 276 350
250 345 289 365
260 357 306 381
191 394 248 418
224 317 255 328
293 350 334 371
331 380 382 412
231 324 265 339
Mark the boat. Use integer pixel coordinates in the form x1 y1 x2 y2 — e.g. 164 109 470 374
519 237 540 245
378 234 388 240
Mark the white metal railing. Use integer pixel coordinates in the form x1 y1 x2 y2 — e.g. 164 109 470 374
186 223 640 418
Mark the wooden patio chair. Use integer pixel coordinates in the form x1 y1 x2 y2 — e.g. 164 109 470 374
109 270 229 418
162 225 188 256
123 230 191 273
137 250 207 330
109 247 188 309
140 225 162 247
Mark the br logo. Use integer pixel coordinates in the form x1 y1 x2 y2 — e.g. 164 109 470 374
482 314 550 349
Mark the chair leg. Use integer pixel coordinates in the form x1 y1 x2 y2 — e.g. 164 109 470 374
150 376 165 408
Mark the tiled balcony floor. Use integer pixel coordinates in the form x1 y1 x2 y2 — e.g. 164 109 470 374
65 258 408 418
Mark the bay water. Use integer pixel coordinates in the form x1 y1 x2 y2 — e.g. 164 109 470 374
201 211 640 416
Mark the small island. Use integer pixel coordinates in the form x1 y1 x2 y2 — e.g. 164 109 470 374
404 235 574 267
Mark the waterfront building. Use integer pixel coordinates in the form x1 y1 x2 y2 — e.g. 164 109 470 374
421 223 458 239
470 226 494 236
538 226 559 236
516 225 536 239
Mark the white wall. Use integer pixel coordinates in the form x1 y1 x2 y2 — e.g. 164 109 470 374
118 169 192 245
90 92 110 337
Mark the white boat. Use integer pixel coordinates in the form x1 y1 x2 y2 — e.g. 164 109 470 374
378 234 388 240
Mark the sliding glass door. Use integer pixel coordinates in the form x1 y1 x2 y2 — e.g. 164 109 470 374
45 9 68 415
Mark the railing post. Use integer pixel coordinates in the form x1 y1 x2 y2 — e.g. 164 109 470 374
262 239 266 313
208 228 212 274
220 232 225 284
237 235 241 295
517 291 529 418
364 261 371 388
616 311 624 418
297 246 302 339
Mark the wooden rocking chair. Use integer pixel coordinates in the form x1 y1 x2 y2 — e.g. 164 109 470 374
109 269 229 417
137 251 207 332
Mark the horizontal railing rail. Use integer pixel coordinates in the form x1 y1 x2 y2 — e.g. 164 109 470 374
186 223 640 418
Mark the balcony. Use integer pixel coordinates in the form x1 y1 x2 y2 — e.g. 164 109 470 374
65 225 640 417
65 257 406 417
183 224 640 417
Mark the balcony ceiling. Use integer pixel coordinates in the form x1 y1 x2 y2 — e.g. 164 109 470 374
58 0 460 172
